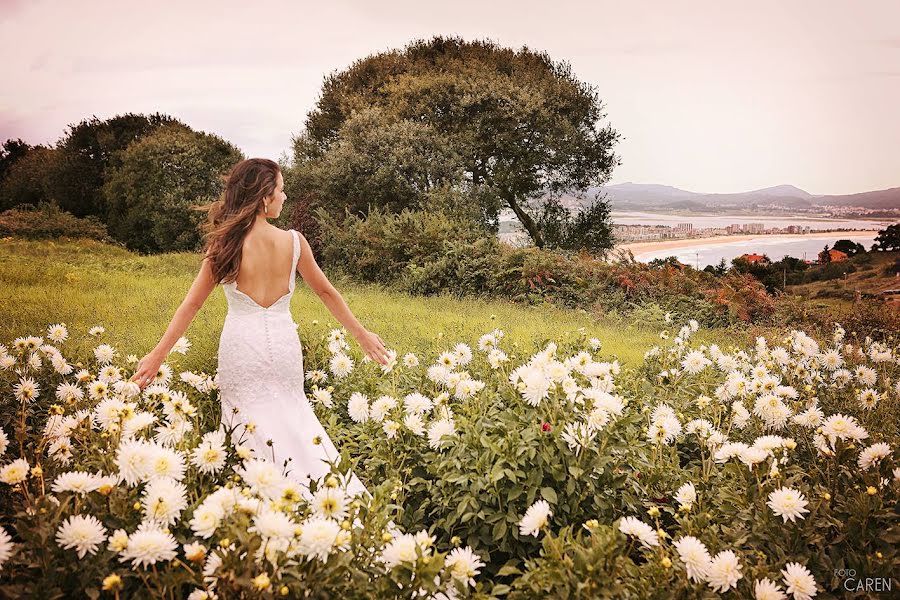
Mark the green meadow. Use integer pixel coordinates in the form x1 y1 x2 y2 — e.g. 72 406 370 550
0 237 750 371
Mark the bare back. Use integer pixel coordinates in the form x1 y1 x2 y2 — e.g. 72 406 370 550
232 227 298 309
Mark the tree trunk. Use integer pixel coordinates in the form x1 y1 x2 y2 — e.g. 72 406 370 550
505 193 544 248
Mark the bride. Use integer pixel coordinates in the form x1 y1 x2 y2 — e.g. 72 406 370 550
129 158 386 497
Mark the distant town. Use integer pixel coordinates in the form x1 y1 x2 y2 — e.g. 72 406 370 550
610 222 870 243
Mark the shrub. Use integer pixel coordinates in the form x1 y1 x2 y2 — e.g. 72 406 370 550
0 203 111 241
103 125 242 253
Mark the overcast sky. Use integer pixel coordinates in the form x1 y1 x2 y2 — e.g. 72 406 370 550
2 0 898 195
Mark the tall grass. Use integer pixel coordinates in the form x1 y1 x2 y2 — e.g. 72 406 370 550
0 237 749 370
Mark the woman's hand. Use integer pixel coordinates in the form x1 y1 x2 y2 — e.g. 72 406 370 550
129 350 166 390
355 329 390 365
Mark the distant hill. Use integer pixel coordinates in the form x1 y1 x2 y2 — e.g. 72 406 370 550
570 183 900 211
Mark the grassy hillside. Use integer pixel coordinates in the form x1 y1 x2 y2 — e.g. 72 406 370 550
786 250 900 307
0 237 752 370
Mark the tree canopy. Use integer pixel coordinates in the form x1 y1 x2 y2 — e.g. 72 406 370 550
291 36 621 250
49 112 184 218
873 224 900 252
103 124 242 253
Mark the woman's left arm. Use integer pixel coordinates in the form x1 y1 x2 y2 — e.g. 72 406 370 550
130 253 217 389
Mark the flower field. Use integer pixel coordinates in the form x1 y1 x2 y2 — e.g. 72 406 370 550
0 316 897 598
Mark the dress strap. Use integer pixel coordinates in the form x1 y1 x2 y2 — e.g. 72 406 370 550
289 229 300 291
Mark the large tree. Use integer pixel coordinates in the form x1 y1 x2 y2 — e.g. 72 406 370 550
49 112 183 218
0 138 32 185
873 224 900 252
292 36 621 248
103 124 242 253
0 145 59 212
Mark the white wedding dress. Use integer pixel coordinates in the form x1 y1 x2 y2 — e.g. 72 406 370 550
215 228 367 498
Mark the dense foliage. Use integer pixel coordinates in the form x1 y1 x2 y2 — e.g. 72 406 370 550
1 315 896 597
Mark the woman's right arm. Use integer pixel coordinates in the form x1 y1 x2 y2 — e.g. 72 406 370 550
130 252 218 388
295 232 390 365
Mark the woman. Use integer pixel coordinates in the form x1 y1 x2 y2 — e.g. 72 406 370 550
129 158 387 497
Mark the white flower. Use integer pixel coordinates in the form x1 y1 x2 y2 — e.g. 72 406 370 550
707 550 742 593
311 387 334 408
382 420 400 438
673 535 712 583
453 343 473 365
297 516 342 562
682 350 711 374
93 343 116 364
106 529 128 554
370 395 397 422
48 323 69 343
51 471 103 495
855 365 877 386
148 447 187 481
857 388 880 410
305 369 327 383
519 367 551 407
142 477 188 525
236 459 285 500
13 377 39 402
518 499 552 537
403 413 426 436
437 351 458 369
445 546 485 586
402 353 419 368
88 325 105 336
755 578 787 600
674 482 696 509
119 521 178 569
310 486 348 521
329 353 354 378
191 439 227 475
249 507 296 541
153 363 173 386
561 422 596 456
0 458 30 485
403 393 433 415
189 503 225 539
0 427 8 458
821 414 868 443
488 349 509 369
0 526 15 569
792 405 823 428
170 336 191 355
380 532 421 568
347 392 370 424
617 516 659 547
183 541 206 563
115 439 155 486
781 562 817 600
858 442 891 471
56 514 107 558
647 405 682 445
427 418 456 450
767 487 809 523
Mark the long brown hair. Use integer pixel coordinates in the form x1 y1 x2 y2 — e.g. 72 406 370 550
195 158 280 284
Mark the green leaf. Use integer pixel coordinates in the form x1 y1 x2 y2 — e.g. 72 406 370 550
541 486 558 504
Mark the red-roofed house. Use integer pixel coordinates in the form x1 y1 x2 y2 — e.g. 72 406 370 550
738 253 770 265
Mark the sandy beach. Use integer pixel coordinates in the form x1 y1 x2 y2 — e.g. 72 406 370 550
616 230 881 259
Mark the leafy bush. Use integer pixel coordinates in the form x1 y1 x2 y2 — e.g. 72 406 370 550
103 125 242 253
314 207 777 328
0 203 112 241
0 314 898 597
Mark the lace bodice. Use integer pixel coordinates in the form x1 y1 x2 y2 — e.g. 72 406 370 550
216 229 304 405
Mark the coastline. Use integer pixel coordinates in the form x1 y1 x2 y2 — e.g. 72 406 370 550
616 230 881 258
